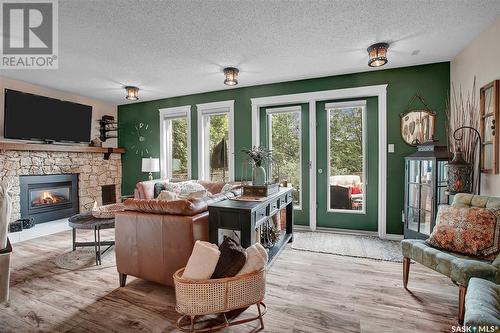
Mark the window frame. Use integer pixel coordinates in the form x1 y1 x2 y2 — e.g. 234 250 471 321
266 105 303 210
325 100 367 214
159 105 192 180
196 100 235 181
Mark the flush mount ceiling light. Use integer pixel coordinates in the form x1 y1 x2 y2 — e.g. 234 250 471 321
367 42 389 67
125 86 139 100
223 67 239 86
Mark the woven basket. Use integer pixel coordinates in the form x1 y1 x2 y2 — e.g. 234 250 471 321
173 267 266 316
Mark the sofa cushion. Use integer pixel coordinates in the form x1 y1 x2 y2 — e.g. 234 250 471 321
124 198 201 216
402 239 499 286
124 191 236 216
453 193 500 209
464 278 500 329
426 206 500 259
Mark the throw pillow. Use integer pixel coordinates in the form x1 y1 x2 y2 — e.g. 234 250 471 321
221 183 235 193
182 241 221 280
426 205 500 259
177 181 206 195
178 189 211 200
237 242 268 275
211 236 247 279
91 203 125 219
153 182 166 198
157 190 179 201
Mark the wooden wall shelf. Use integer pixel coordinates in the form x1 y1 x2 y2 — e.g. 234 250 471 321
0 141 125 160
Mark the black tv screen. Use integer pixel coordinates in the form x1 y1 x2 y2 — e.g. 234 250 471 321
4 89 92 143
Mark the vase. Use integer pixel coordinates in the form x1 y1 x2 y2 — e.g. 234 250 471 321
252 166 266 186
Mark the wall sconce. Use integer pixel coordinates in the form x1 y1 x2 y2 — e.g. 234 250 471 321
125 86 139 100
223 67 239 86
447 126 482 194
367 43 389 67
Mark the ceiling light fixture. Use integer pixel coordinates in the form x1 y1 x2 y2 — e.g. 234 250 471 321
125 86 139 100
367 42 389 67
223 67 239 86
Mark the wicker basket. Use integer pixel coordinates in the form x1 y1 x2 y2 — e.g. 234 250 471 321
173 267 267 332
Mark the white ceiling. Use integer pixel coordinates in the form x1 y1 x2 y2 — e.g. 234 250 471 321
2 0 500 105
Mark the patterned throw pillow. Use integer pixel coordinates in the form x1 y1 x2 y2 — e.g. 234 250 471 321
426 205 500 260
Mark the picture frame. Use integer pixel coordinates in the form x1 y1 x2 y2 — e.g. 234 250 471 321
400 94 436 146
480 80 499 174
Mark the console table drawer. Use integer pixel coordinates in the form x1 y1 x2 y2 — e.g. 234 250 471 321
255 206 267 222
269 200 278 216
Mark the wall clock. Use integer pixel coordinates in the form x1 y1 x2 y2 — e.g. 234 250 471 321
130 122 153 156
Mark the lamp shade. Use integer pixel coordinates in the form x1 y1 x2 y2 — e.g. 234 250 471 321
141 158 160 173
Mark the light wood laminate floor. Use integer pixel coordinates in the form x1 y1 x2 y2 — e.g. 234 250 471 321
0 230 458 332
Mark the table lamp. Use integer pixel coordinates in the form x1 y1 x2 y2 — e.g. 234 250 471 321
142 157 160 180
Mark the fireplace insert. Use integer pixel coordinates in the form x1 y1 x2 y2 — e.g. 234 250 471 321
20 174 79 224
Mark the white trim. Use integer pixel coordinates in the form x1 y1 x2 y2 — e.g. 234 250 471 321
251 84 389 238
325 100 367 109
265 106 303 210
293 226 379 237
326 102 367 214
158 105 192 179
383 234 404 241
196 100 235 181
265 105 302 114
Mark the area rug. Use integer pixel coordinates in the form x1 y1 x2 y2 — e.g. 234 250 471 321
291 231 403 262
54 247 116 270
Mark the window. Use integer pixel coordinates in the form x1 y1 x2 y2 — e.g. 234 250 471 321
196 101 234 182
326 101 366 213
159 106 191 180
266 106 302 209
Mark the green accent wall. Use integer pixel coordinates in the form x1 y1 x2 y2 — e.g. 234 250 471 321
118 62 450 235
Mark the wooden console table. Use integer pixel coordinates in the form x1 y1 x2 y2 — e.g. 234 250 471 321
208 187 294 265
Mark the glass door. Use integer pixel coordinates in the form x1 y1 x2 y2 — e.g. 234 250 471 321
260 104 310 226
316 97 378 230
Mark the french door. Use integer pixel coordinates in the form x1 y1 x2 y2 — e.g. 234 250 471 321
260 104 309 226
315 97 378 230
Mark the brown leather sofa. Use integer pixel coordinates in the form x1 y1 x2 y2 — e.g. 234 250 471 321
115 180 239 287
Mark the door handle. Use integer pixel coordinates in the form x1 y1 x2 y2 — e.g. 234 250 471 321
318 169 323 174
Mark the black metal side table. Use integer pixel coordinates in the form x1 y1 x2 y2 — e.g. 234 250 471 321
68 212 115 265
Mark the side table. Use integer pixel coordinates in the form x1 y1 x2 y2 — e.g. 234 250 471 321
68 212 115 265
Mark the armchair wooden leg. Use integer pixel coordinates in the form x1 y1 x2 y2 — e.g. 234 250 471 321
458 285 466 325
403 257 410 290
119 273 127 287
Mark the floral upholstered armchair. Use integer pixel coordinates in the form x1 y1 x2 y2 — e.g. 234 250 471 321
401 193 500 324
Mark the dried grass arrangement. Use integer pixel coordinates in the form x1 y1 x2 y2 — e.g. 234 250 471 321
446 78 481 193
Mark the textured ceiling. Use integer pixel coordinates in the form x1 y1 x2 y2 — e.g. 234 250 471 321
2 0 500 105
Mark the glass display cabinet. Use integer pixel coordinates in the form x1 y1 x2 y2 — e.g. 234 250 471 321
404 141 450 239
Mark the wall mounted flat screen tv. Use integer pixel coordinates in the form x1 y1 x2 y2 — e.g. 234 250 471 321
4 89 93 143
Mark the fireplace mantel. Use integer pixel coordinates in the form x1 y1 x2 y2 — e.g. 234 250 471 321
0 141 125 160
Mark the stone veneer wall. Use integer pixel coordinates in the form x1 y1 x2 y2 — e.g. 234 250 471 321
0 150 122 222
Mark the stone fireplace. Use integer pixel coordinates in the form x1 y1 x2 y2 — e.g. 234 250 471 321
0 148 122 223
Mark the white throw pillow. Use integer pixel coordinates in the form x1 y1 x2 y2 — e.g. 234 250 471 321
178 189 211 200
183 241 221 280
237 242 268 275
178 181 206 195
157 190 179 201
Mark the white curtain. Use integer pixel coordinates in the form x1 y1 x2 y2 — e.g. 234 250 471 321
0 181 13 303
